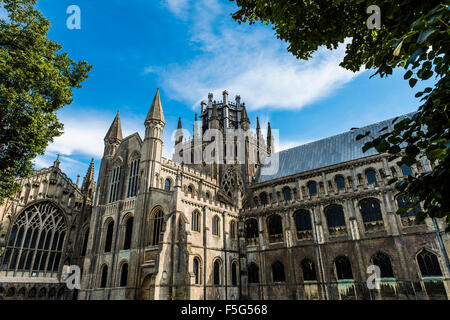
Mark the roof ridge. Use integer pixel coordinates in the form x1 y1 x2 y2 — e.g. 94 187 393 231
277 112 416 155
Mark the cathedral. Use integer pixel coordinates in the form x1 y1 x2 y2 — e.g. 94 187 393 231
0 89 449 300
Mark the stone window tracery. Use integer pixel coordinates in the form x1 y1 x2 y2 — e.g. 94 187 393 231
1 201 67 274
221 167 244 199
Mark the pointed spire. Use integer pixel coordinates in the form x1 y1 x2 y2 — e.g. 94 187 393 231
105 111 123 141
175 117 183 145
241 103 250 130
85 158 95 181
241 103 249 122
256 117 261 130
267 122 273 154
53 153 61 168
193 113 199 136
146 88 165 124
82 158 95 195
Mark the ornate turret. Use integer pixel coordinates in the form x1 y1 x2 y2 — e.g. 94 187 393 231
222 90 229 105
53 154 61 169
82 158 96 200
142 89 165 189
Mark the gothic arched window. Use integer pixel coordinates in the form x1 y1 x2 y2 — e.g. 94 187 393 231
272 261 286 282
259 192 268 205
123 216 133 250
193 257 200 284
301 258 317 281
213 259 221 285
187 185 193 194
307 181 317 196
267 214 282 235
231 261 238 286
164 178 171 191
212 216 220 236
1 201 67 273
127 159 140 198
38 288 46 298
325 205 346 233
293 209 312 232
119 263 128 287
48 287 56 299
221 167 244 199
267 214 283 243
28 288 36 298
372 252 394 278
192 210 200 232
282 187 292 201
365 169 378 186
396 194 421 217
359 198 383 226
230 220 237 239
104 220 114 253
335 256 353 280
100 265 108 288
401 163 413 176
417 250 442 277
245 219 258 239
108 166 122 203
150 209 164 246
248 263 259 283
335 176 346 190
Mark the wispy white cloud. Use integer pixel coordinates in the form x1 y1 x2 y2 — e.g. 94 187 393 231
35 108 175 179
46 111 111 158
154 0 361 111
163 0 190 18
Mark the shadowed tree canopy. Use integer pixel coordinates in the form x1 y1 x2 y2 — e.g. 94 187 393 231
0 0 92 203
232 0 449 227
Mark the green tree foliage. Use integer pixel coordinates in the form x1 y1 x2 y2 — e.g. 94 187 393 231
0 0 91 203
232 0 450 226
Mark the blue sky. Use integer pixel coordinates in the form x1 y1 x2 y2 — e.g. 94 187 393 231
4 0 429 184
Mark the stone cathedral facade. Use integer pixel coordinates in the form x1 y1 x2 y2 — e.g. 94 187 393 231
1 89 449 300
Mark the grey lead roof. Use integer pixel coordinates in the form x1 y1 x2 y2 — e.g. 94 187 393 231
257 112 415 183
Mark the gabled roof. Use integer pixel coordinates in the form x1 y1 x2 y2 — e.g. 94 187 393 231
257 112 415 183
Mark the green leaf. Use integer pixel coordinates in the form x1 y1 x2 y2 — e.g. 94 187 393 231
420 70 433 80
406 48 425 68
409 78 418 88
417 29 436 43
404 70 413 79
